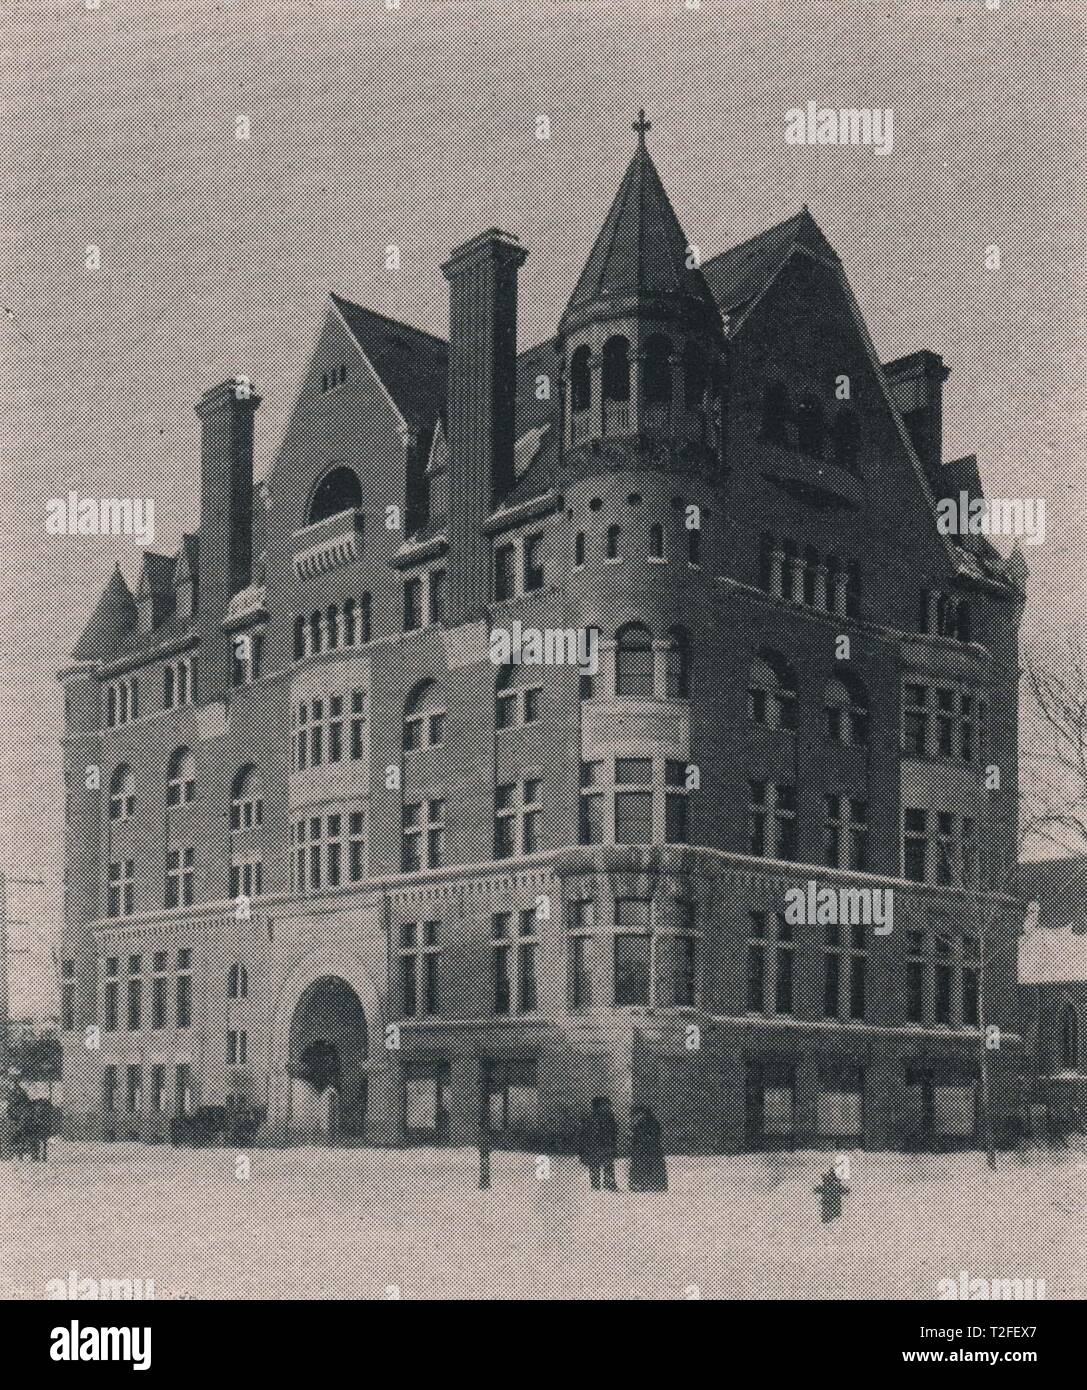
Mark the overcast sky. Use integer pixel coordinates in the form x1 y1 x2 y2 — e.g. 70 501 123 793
2 0 1084 1013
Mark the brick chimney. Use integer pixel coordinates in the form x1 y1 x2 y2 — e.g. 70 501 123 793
195 379 260 697
195 380 261 613
441 229 528 624
883 350 949 483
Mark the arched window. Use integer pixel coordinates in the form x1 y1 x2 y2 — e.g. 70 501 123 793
166 748 196 806
404 680 445 751
683 341 708 408
343 598 357 646
570 344 592 413
643 334 672 404
602 336 631 403
1061 1003 1079 1070
796 395 825 457
761 381 790 445
227 963 248 1000
824 675 869 746
833 408 860 472
748 652 798 731
665 627 691 698
109 765 135 821
231 765 263 831
307 466 363 525
615 623 654 698
326 605 340 649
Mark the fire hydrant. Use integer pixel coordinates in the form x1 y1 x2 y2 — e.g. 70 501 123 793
814 1167 850 1223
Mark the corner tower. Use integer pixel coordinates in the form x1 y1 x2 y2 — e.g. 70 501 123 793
556 112 727 464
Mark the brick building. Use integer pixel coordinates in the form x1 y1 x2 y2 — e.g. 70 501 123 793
58 118 1026 1151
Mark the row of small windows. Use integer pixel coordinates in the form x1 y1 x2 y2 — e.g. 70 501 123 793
98 949 192 1031
761 381 861 473
902 683 987 763
111 759 263 833
748 653 869 746
569 336 715 413
759 536 861 618
102 1063 194 1118
903 809 980 886
319 364 348 394
293 596 372 660
574 521 700 567
920 589 972 644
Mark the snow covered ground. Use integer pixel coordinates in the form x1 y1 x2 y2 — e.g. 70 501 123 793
3 1141 1085 1300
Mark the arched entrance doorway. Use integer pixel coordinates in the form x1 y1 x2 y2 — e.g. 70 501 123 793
287 976 369 1140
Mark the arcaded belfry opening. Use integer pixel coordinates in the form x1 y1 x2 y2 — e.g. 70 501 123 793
287 976 369 1139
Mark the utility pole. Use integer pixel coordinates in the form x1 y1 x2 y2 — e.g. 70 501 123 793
0 871 48 1077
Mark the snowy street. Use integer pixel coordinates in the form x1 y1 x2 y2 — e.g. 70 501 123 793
4 1143 1084 1300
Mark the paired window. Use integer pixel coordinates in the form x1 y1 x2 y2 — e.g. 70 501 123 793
398 922 440 1018
920 589 972 643
495 665 541 728
494 779 541 858
166 747 196 806
109 765 135 820
492 910 538 1014
166 848 195 907
822 921 868 1021
401 799 445 872
107 861 134 918
163 657 196 709
494 532 545 600
748 781 797 861
403 681 444 751
227 1030 248 1065
319 364 348 393
824 796 869 871
746 911 794 1015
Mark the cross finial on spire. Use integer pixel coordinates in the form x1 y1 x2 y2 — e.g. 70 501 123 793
633 109 651 146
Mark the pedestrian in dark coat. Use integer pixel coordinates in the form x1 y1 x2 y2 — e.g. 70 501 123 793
628 1105 668 1191
580 1097 618 1190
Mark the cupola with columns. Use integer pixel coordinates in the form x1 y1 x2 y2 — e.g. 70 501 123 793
556 111 728 463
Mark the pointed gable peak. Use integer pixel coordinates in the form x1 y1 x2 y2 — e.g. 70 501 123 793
71 563 137 661
559 111 720 339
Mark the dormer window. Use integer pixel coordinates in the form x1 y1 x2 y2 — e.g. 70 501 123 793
321 364 348 392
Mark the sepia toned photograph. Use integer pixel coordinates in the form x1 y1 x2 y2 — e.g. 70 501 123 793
2 0 1086 1343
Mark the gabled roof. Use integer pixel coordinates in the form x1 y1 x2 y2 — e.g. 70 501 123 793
560 131 720 336
330 294 448 432
702 207 838 316
71 564 138 661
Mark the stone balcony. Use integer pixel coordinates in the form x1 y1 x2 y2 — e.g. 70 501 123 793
292 508 365 579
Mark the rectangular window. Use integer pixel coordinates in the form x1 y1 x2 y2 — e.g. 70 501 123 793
127 975 142 1031
569 934 591 1010
903 683 929 756
495 783 515 859
614 898 652 1006
403 577 423 631
904 809 928 882
492 914 512 1014
774 915 794 1014
517 910 538 1013
350 691 365 760
523 533 544 591
152 973 167 1030
746 913 766 1012
402 803 422 872
61 959 75 1031
349 811 365 881
483 1059 539 1137
328 696 343 762
152 1065 167 1114
494 543 516 601
176 956 192 1029
579 760 604 845
126 1064 142 1114
937 689 955 758
428 568 446 625
176 1064 192 1116
103 1065 117 1113
400 924 418 1018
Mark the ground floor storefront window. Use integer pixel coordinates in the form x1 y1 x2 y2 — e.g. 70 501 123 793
482 1059 539 1142
903 1062 977 1148
817 1063 864 1145
744 1059 796 1149
403 1060 451 1143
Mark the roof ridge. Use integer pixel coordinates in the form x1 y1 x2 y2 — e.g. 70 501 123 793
329 292 447 346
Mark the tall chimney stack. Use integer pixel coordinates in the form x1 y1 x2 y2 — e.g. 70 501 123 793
195 379 260 696
441 229 527 624
883 350 949 484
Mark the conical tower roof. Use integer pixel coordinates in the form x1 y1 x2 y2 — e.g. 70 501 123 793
559 111 721 340
71 563 137 661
